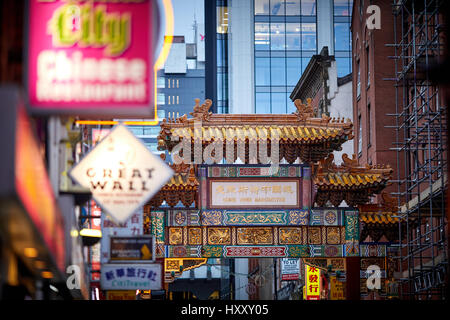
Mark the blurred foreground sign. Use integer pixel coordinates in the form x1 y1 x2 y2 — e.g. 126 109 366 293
101 264 162 290
70 125 173 224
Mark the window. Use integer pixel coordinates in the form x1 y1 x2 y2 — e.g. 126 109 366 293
271 57 286 86
157 109 165 119
301 23 316 50
336 57 350 77
301 0 316 16
157 77 165 88
270 23 285 50
255 0 270 15
367 103 371 147
287 58 302 85
334 0 351 16
356 60 361 98
270 0 285 15
254 0 318 114
286 23 301 50
256 92 271 113
157 93 165 105
334 23 350 51
255 23 270 50
271 93 287 114
285 0 300 15
358 114 362 155
255 57 271 86
366 46 370 87
143 126 160 137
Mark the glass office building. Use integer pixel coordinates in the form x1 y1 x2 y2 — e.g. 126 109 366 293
253 0 352 114
206 0 352 115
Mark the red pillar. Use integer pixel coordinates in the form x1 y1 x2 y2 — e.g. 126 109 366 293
346 257 360 300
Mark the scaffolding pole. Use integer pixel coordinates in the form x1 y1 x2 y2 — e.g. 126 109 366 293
387 0 448 300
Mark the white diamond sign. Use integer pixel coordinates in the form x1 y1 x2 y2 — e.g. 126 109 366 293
70 124 173 224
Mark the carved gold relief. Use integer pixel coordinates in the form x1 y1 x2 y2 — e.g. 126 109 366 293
329 258 345 271
169 227 183 245
279 227 302 244
308 227 321 244
327 227 341 244
165 259 180 272
188 227 202 245
208 228 231 245
237 227 273 245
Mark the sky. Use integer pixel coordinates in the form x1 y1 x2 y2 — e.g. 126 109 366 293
171 0 204 43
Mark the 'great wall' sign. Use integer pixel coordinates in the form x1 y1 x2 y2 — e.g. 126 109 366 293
27 0 154 116
70 125 173 224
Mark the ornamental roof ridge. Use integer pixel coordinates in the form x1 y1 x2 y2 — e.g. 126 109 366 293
317 153 393 177
159 98 353 128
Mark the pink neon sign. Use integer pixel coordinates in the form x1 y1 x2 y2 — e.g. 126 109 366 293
27 0 154 117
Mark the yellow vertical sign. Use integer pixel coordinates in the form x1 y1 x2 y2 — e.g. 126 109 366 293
330 276 345 300
305 264 321 300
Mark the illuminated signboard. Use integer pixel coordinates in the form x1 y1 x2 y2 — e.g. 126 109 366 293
101 263 162 290
15 106 65 272
305 264 321 300
70 124 173 224
26 0 155 117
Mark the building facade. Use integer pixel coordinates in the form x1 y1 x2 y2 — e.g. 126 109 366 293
206 0 353 115
352 0 448 300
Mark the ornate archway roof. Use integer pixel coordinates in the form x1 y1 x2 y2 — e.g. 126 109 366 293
313 154 393 207
358 193 403 242
157 98 353 164
147 161 199 208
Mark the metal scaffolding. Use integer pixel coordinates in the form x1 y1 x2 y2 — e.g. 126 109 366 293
389 0 448 299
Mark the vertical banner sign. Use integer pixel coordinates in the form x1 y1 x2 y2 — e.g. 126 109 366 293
305 264 321 300
89 201 102 281
330 276 345 300
27 0 154 117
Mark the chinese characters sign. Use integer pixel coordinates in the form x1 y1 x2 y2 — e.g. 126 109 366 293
27 0 154 116
70 125 173 224
330 276 345 300
209 180 299 208
100 264 162 290
305 264 321 300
